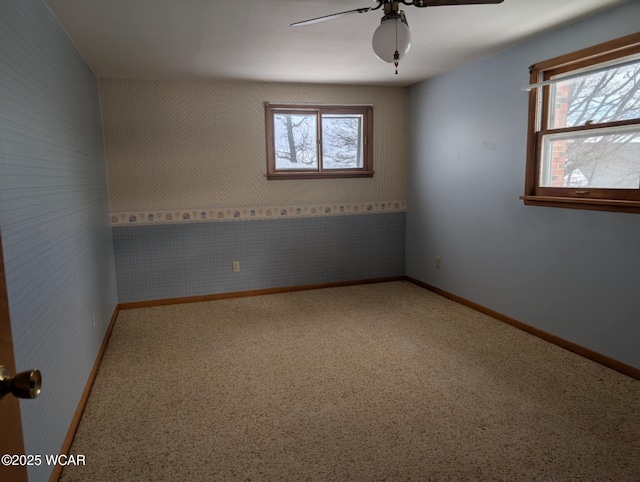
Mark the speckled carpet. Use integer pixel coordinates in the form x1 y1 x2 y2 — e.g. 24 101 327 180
60 281 640 481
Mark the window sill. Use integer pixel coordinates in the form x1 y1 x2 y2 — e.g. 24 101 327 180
520 196 640 214
267 171 374 180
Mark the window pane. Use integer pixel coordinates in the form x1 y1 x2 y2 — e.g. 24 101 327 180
540 125 640 188
321 114 363 169
273 114 318 170
549 57 640 129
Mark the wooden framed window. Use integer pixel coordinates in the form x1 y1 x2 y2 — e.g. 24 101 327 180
522 33 640 214
265 103 374 180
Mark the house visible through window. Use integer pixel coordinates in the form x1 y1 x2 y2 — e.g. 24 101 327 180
522 33 640 213
265 104 373 179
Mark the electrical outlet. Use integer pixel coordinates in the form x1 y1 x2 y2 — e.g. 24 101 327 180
232 261 240 273
92 313 96 327
435 256 441 269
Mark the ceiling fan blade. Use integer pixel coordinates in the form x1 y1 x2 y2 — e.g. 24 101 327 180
414 0 504 6
290 7 373 27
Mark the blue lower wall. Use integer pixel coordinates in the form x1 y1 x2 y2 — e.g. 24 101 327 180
114 213 405 303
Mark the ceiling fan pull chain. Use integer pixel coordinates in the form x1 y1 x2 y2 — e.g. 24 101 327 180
394 18 400 75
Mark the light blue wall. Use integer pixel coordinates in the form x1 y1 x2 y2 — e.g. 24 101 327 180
406 2 640 369
0 1 118 481
114 213 405 303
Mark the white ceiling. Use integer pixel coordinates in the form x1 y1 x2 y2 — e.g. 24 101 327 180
44 0 629 87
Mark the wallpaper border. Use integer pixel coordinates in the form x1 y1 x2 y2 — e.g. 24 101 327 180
111 200 406 226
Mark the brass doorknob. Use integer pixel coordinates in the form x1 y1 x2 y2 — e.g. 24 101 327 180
0 365 42 399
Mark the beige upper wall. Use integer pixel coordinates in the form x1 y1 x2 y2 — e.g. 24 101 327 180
100 79 407 212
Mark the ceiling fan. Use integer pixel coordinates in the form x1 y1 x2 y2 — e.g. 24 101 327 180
291 0 505 74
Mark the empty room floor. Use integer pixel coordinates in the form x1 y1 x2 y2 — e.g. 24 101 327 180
60 281 640 481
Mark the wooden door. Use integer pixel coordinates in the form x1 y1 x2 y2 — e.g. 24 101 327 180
0 234 28 482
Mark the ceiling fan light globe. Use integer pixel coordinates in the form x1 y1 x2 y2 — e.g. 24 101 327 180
372 18 411 63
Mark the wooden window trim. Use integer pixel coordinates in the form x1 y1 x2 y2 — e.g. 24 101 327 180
522 32 640 214
265 103 374 180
